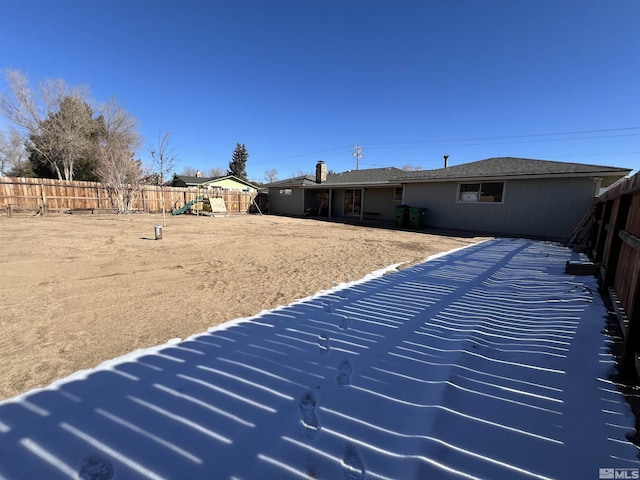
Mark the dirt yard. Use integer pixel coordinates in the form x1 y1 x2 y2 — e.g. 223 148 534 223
0 213 488 400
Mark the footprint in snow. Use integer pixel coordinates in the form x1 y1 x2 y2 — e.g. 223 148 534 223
337 360 353 387
342 444 365 480
318 334 330 353
79 456 113 480
299 391 321 440
336 314 350 330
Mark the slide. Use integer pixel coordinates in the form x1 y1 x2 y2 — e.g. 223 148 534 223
171 200 194 215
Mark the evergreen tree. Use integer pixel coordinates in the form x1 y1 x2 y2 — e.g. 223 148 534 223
28 96 101 181
228 143 248 181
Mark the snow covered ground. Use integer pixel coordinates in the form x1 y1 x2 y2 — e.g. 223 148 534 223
0 238 638 480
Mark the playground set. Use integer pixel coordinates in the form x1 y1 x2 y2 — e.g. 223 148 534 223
171 184 262 216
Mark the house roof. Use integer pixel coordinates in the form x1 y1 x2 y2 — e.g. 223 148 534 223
265 157 632 189
397 157 631 183
323 167 404 185
265 167 404 189
265 175 317 188
173 175 214 186
173 174 258 189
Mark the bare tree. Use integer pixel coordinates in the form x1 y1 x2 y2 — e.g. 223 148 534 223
292 169 313 177
263 168 278 183
401 164 423 171
207 166 226 177
0 69 95 181
149 131 178 226
0 129 29 176
180 166 198 176
95 99 142 213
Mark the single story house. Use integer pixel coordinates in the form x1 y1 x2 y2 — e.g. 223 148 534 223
172 174 258 193
265 158 631 240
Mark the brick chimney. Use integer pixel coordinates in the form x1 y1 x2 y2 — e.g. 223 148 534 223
316 161 327 183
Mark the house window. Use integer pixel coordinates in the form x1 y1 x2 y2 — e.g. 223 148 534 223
278 188 292 195
344 189 362 216
458 182 504 203
394 187 403 202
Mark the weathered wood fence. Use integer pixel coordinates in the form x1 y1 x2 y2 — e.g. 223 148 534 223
589 170 640 376
0 176 256 215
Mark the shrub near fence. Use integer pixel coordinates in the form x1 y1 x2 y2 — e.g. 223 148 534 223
590 170 640 376
0 176 256 215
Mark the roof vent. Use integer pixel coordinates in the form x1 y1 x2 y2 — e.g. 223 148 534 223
444 155 449 168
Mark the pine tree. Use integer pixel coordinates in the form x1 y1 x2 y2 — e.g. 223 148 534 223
228 143 248 181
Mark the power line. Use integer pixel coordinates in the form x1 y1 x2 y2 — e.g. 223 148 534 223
362 126 640 148
364 133 640 151
250 126 640 171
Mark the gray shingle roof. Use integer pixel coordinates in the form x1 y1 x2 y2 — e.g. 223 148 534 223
265 157 631 189
264 167 403 188
396 157 631 180
264 175 317 188
173 175 214 185
325 167 403 184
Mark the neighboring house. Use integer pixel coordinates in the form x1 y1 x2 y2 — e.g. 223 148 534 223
171 174 213 188
172 174 258 193
265 157 631 240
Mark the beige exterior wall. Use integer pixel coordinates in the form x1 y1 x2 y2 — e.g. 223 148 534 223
205 179 256 191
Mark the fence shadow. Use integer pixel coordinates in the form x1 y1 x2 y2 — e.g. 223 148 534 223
0 239 637 479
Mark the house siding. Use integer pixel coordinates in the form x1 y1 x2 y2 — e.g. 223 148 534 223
403 177 598 239
363 188 396 220
268 187 306 216
206 178 256 191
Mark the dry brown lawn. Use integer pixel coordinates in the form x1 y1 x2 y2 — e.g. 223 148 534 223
0 213 489 400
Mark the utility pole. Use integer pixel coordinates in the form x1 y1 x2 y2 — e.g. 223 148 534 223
352 144 364 170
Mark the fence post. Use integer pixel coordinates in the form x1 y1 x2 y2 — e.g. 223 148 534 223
603 195 631 290
40 181 47 216
621 286 640 377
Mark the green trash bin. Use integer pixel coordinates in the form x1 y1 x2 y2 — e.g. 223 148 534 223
394 205 409 227
409 207 426 229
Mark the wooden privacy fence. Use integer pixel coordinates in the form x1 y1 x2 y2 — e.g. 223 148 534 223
0 176 256 215
589 170 640 376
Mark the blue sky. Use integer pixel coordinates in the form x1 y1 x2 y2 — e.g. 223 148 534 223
1 0 639 181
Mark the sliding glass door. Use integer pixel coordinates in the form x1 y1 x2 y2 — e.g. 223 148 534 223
344 189 362 216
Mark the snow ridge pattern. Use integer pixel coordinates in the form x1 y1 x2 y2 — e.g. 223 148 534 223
0 239 637 479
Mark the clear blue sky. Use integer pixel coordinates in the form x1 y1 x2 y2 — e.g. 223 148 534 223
1 0 639 181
